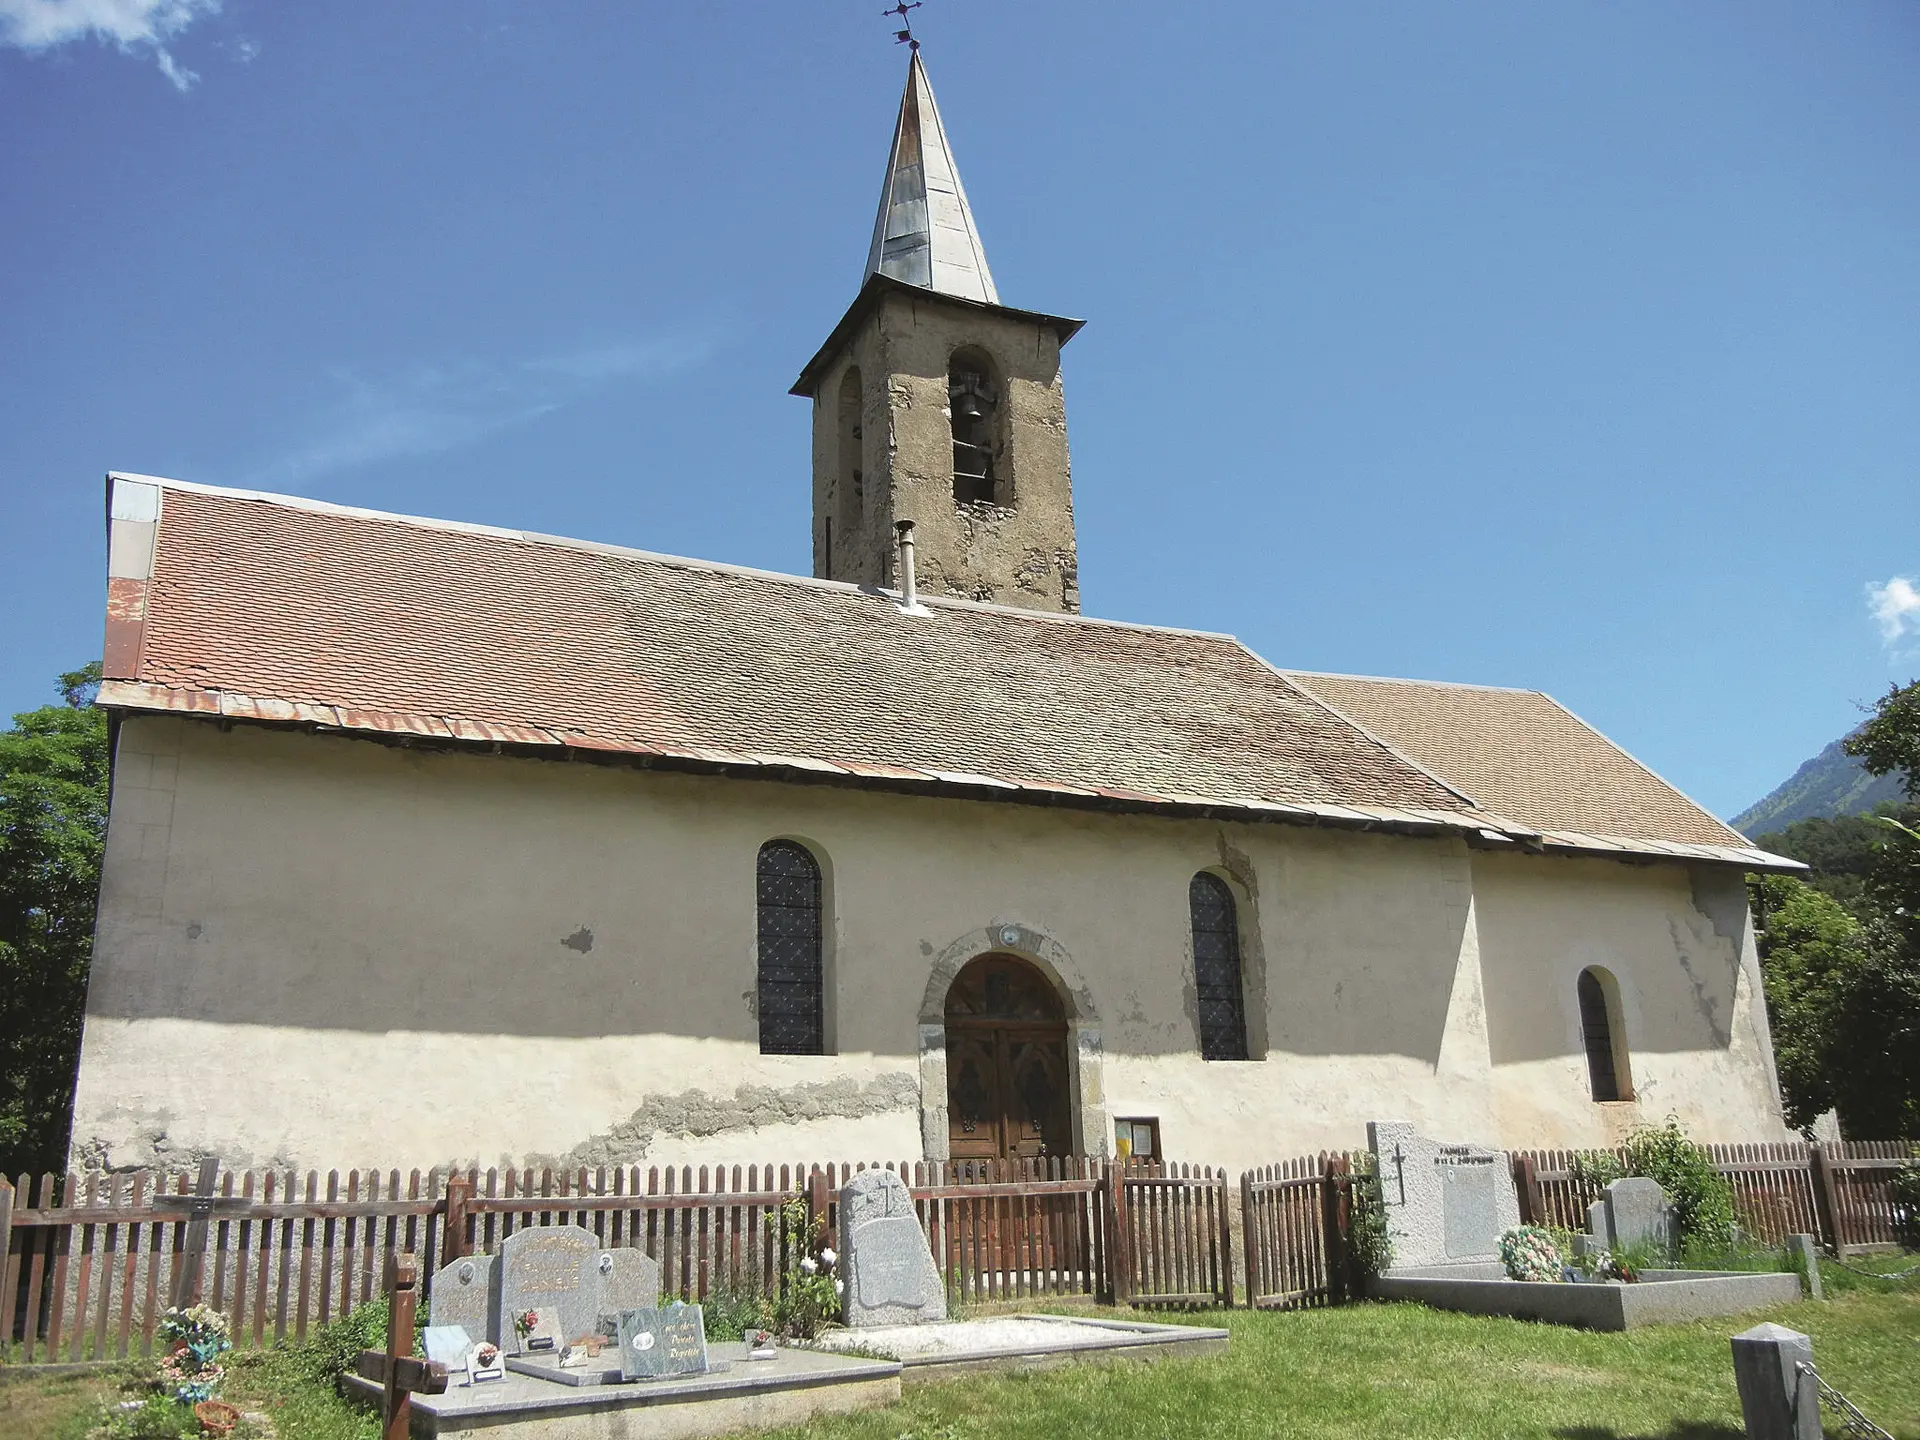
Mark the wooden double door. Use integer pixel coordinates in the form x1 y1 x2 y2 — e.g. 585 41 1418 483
945 954 1073 1166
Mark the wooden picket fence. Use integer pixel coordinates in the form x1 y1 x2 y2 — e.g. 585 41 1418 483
1113 1162 1234 1307
1512 1140 1911 1252
1241 1153 1355 1309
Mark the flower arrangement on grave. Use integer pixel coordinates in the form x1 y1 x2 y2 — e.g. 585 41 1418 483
1498 1226 1563 1283
1593 1250 1640 1284
512 1310 539 1345
771 1196 842 1339
156 1303 232 1404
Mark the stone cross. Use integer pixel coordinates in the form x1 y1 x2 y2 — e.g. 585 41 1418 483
354 1254 448 1440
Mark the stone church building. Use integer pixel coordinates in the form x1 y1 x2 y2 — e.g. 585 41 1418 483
71 55 1798 1176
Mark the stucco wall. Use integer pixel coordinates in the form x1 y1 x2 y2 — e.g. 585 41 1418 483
69 716 1786 1175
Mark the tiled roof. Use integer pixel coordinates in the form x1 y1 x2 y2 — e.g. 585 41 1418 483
1283 672 1749 849
97 475 1796 871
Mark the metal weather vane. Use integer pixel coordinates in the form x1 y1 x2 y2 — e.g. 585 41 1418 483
884 1 922 49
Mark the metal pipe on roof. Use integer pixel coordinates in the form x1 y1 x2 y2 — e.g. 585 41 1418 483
895 519 924 613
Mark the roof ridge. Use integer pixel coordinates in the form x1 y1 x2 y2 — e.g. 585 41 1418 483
112 471 1241 644
1281 667 1546 697
1267 663 1485 813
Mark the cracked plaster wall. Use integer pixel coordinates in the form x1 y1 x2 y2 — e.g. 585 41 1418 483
70 717 1784 1174
810 289 1079 612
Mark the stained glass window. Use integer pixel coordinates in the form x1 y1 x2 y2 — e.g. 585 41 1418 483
757 841 824 1055
1190 873 1248 1061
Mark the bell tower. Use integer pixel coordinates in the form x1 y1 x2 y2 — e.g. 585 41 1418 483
792 51 1085 613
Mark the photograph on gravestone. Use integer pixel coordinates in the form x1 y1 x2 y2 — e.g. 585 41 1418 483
839 1169 947 1327
496 1225 602 1353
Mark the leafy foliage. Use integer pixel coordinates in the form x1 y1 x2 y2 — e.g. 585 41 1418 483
700 1278 770 1341
1846 681 1920 799
1620 1120 1737 1256
1346 1154 1393 1284
281 1296 396 1384
0 663 109 1177
1752 679 1920 1141
769 1194 841 1339
1756 803 1920 913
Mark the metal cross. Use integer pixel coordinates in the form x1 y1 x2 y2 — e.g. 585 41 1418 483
884 1 922 48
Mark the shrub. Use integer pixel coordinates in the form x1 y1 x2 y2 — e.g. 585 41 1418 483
1346 1154 1393 1285
98 1394 200 1440
1620 1119 1737 1256
769 1194 841 1339
282 1295 394 1383
1498 1226 1562 1282
1891 1147 1920 1250
702 1278 771 1341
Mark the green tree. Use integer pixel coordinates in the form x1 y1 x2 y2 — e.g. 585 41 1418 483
1755 678 1920 1140
1755 803 1920 915
0 663 109 1178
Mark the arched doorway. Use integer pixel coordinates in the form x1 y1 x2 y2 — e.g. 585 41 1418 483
944 954 1073 1165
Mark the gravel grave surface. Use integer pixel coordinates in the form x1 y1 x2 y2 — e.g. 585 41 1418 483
808 1315 1163 1361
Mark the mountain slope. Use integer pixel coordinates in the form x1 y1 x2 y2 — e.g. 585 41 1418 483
1732 737 1907 835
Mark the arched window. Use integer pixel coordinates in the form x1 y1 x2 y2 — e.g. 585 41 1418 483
1190 873 1248 1061
948 348 1000 506
757 841 823 1055
1577 967 1629 1101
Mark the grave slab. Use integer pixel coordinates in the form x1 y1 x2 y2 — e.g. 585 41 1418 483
343 1340 900 1440
1371 1265 1802 1330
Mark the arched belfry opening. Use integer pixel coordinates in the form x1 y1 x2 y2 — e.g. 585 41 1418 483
948 347 1001 507
943 954 1072 1166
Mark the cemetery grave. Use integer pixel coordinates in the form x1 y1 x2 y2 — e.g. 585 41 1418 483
1365 1120 1805 1331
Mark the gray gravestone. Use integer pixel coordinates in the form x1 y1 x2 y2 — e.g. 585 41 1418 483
1790 1234 1824 1303
1368 1122 1520 1269
839 1169 947 1327
615 1305 709 1380
599 1249 661 1322
1605 1178 1675 1253
1731 1322 1820 1440
427 1254 495 1347
1585 1199 1614 1250
496 1226 603 1353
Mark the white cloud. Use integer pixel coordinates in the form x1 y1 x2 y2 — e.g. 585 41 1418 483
1867 576 1920 649
261 336 720 486
0 0 219 90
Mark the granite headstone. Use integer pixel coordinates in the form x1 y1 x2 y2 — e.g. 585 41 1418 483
496 1226 603 1353
1604 1178 1675 1253
1367 1120 1521 1270
839 1169 947 1327
426 1254 494 1348
615 1305 709 1381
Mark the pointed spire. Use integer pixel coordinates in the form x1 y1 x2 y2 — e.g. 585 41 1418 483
864 51 999 305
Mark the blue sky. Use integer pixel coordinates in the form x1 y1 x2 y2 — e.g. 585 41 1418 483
2 2 1916 821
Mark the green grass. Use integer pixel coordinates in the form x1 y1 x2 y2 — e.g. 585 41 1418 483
4 1281 1915 1440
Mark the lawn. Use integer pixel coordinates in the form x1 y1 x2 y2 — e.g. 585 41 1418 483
6 1266 1915 1440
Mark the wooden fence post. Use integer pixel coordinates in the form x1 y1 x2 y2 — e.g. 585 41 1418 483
1322 1154 1353 1305
1808 1143 1841 1254
808 1168 831 1252
1104 1160 1132 1305
441 1174 473 1268
1239 1170 1259 1309
1515 1154 1542 1227
383 1253 418 1440
1217 1169 1235 1308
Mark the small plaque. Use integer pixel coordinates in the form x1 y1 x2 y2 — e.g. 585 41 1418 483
465 1341 505 1386
423 1326 472 1367
615 1305 709 1381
